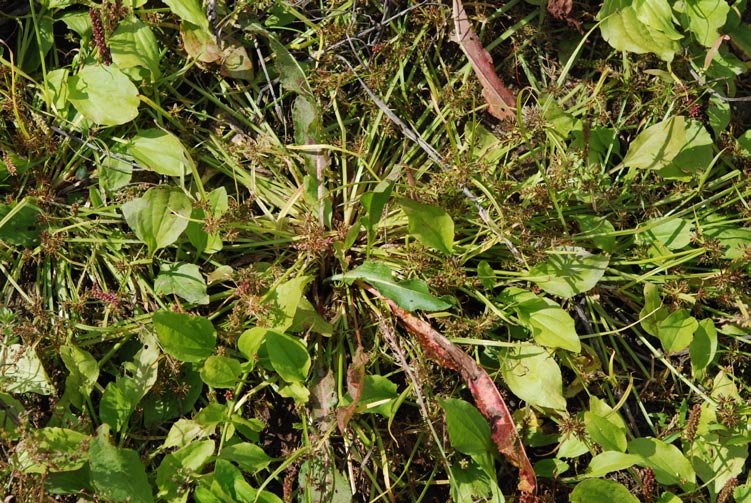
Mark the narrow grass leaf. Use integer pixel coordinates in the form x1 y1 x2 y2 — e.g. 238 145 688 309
570 479 639 503
331 262 451 312
528 247 608 298
397 198 454 254
90 425 154 503
265 331 310 383
153 311 216 363
68 65 139 126
155 262 209 305
121 187 192 255
127 129 191 177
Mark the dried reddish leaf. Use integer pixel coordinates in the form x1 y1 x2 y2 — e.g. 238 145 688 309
362 283 536 496
336 347 367 434
547 0 582 31
452 0 515 120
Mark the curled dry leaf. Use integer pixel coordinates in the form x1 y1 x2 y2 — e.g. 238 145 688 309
361 283 537 496
336 347 367 434
547 0 582 31
452 0 516 120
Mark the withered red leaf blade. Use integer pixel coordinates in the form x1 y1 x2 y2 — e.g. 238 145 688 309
452 0 515 120
364 283 536 496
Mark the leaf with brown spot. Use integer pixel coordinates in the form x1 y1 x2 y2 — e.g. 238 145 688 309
452 0 515 120
336 347 367 434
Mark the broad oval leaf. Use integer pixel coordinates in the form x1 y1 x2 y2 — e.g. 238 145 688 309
528 247 608 298
127 128 192 177
397 198 454 254
570 478 639 503
162 0 208 29
0 344 54 395
121 187 192 255
219 442 272 474
690 319 717 377
584 451 641 478
657 309 698 353
598 0 682 62
620 116 713 180
154 262 209 305
200 355 242 389
636 217 693 250
330 261 451 312
500 287 581 353
439 397 492 457
500 345 566 410
153 310 216 363
265 331 310 383
68 65 139 126
628 437 696 489
109 15 160 80
90 425 154 503
262 275 313 332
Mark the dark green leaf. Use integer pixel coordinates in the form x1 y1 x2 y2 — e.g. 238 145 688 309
265 331 310 383
155 262 209 305
89 425 154 503
439 398 492 457
153 311 216 363
200 355 242 388
397 198 454 254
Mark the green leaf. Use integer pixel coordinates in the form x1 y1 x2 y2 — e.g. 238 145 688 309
620 116 713 180
657 309 698 353
155 262 209 305
628 437 696 489
703 220 751 259
573 214 616 253
636 217 693 250
690 319 717 377
162 0 208 29
439 398 492 457
598 0 682 62
298 458 352 503
90 424 154 503
0 201 44 247
109 15 160 80
219 443 272 474
584 451 641 478
585 412 627 452
68 65 139 126
153 311 216 363
688 433 748 499
528 247 609 298
500 287 580 353
450 460 503 503
397 198 454 254
186 187 228 255
265 331 310 383
237 327 268 362
0 344 54 395
100 337 159 432
121 187 192 255
60 344 98 401
200 356 242 389
477 260 496 289
500 345 566 410
677 0 730 47
330 261 451 312
15 427 90 473
212 459 283 503
360 181 393 234
267 31 311 96
570 479 640 503
99 149 133 193
157 440 214 502
341 375 398 417
639 283 669 337
127 129 192 177
262 275 313 332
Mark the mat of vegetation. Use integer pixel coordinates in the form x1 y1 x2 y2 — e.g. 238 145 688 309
1 0 750 502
